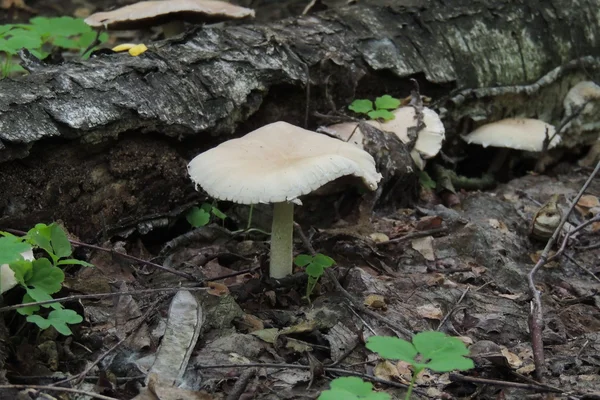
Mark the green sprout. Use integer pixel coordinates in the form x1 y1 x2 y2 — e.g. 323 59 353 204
366 332 474 399
418 171 436 190
1 223 93 335
0 16 108 78
349 95 401 121
293 253 335 300
186 203 227 228
319 377 390 400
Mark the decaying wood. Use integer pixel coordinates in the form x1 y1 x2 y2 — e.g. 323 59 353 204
0 0 599 239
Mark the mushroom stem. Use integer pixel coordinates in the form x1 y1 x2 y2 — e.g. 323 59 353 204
270 201 294 279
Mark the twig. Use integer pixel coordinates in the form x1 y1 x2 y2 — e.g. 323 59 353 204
0 384 119 400
526 160 600 382
563 253 600 284
52 296 167 386
294 223 413 339
226 367 257 400
4 228 199 282
195 363 426 393
376 227 448 246
437 287 470 330
0 285 208 313
550 214 600 262
449 373 563 394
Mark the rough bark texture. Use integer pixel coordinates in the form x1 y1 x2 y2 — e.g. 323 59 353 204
0 0 599 239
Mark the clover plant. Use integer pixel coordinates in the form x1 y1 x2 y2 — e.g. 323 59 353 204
0 16 108 78
366 332 474 399
349 95 401 121
0 223 93 335
186 202 227 228
294 253 335 300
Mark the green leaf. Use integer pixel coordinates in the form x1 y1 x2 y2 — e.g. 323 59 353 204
27 223 53 256
30 16 91 38
319 377 390 400
50 223 72 258
419 171 436 190
425 355 474 372
9 259 33 284
305 262 324 278
200 203 213 213
413 331 470 359
52 36 79 49
0 235 31 264
348 99 374 114
294 254 313 267
374 95 401 110
367 109 395 121
3 29 42 52
26 309 83 336
313 253 335 268
211 206 227 220
17 293 40 315
366 336 417 362
27 258 64 294
6 62 26 74
186 206 210 227
57 259 93 267
25 287 61 310
0 24 15 36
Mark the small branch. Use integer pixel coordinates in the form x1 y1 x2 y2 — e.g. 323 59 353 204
294 223 413 339
526 160 600 382
226 367 257 400
437 287 469 330
0 385 119 400
377 227 448 246
449 373 563 394
52 296 167 386
4 228 200 282
0 286 208 313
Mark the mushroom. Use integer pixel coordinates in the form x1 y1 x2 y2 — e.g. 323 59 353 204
1 248 34 294
461 118 560 173
85 0 255 37
323 106 445 170
187 121 382 279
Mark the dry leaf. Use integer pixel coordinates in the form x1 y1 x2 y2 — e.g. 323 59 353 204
516 363 536 375
488 218 509 233
364 294 387 310
374 360 400 381
416 304 443 320
207 281 229 296
250 328 279 344
239 313 264 332
369 232 389 243
496 293 522 300
456 336 474 346
411 236 435 261
501 347 523 368
285 337 313 353
416 215 443 230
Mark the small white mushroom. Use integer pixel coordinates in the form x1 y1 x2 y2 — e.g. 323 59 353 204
85 0 255 33
1 248 34 294
462 118 560 152
324 106 445 170
187 121 382 279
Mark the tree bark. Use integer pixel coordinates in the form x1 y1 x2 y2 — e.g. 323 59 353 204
0 0 598 239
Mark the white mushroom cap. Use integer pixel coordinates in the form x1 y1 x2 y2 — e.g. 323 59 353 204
371 107 446 159
563 81 600 116
323 107 445 170
462 118 560 151
188 121 382 205
85 0 255 29
1 248 34 294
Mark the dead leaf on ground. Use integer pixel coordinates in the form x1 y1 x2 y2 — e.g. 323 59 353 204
416 215 443 231
137 373 214 400
576 195 600 217
207 281 229 296
251 328 280 344
416 304 443 320
488 218 509 233
364 294 387 310
374 360 401 381
501 347 523 368
411 236 436 261
529 250 559 268
369 232 389 243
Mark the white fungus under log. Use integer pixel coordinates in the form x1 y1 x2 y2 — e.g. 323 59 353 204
187 121 382 279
